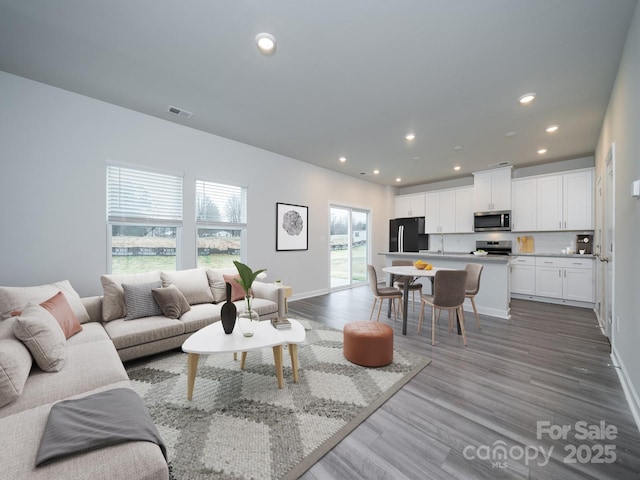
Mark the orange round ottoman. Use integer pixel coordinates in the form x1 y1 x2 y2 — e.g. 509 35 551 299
343 321 393 367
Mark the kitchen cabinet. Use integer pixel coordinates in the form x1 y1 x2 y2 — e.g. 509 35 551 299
473 166 512 212
425 190 455 233
395 193 425 218
455 186 474 233
534 257 594 302
510 256 536 295
536 169 593 231
511 178 537 232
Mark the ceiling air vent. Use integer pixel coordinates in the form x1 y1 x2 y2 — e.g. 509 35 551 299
488 161 511 168
167 106 193 119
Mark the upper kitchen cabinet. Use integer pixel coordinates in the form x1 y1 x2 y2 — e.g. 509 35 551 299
425 189 455 233
536 169 593 231
454 186 474 233
511 177 537 232
473 166 512 212
394 193 425 218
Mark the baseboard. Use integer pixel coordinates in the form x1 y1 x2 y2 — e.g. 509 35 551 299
289 288 329 302
511 293 594 309
611 345 640 434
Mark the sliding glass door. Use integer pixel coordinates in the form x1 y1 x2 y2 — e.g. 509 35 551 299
330 205 369 289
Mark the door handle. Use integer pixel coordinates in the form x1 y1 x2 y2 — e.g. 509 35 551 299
600 257 609 263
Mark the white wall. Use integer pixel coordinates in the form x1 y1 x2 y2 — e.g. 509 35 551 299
594 3 640 426
0 72 395 297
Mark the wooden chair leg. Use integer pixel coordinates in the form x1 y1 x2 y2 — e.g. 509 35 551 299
417 300 425 333
376 297 384 322
470 296 481 330
458 306 468 346
369 298 378 321
431 306 437 346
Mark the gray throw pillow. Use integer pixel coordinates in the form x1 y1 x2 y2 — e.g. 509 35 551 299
14 304 66 372
122 281 163 320
151 284 191 319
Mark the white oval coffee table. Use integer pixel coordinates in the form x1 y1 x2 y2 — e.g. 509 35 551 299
182 318 306 399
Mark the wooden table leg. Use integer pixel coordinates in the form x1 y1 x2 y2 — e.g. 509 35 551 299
272 345 284 389
240 351 247 369
289 344 299 383
187 353 199 401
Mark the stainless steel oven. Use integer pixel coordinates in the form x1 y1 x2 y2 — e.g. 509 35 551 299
473 210 511 232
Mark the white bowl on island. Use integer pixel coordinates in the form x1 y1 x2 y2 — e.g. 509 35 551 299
473 250 488 256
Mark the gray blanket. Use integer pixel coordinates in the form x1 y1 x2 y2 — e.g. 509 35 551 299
36 387 167 467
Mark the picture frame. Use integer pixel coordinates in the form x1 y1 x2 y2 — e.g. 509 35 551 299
276 202 308 251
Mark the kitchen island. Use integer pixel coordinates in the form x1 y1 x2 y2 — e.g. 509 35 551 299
379 252 510 319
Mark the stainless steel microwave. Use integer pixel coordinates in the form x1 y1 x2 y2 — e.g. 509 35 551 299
473 210 511 232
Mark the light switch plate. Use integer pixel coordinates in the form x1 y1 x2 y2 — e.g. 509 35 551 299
633 180 640 197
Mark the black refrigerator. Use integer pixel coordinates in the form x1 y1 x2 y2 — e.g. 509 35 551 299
389 217 428 252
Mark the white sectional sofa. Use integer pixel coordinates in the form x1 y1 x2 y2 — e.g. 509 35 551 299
0 267 284 479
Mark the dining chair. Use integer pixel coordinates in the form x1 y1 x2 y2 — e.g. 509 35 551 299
418 269 468 346
464 263 484 330
367 264 403 322
391 259 422 311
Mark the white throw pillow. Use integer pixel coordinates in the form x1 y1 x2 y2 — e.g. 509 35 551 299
0 280 89 323
161 268 214 305
14 304 66 372
0 318 33 407
100 270 161 321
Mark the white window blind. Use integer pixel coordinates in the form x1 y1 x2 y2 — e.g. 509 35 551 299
107 165 183 225
196 180 246 224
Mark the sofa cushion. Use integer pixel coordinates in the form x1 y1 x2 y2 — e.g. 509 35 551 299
122 281 163 320
0 280 89 323
0 318 33 408
161 268 213 305
235 297 278 317
223 274 245 301
151 284 191 319
102 316 185 350
40 291 83 339
206 268 238 303
100 271 162 322
14 304 66 372
178 303 222 334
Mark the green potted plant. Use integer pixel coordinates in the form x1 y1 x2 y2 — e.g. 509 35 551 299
233 261 267 336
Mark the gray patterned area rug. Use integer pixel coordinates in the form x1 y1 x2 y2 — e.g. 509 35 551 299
125 319 431 480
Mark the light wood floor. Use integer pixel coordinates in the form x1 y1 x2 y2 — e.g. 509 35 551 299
288 286 640 480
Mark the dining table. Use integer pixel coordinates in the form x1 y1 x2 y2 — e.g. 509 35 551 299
382 265 460 336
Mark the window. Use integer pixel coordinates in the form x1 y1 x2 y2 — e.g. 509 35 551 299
107 164 183 274
196 179 247 268
330 205 369 289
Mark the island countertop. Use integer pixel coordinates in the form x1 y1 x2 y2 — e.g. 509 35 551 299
378 251 510 319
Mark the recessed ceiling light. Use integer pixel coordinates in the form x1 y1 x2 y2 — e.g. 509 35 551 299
453 145 463 151
339 156 347 163
413 156 420 160
395 177 402 182
518 93 536 105
537 148 548 155
505 131 517 138
255 33 277 55
373 169 380 175
546 125 559 133
405 133 416 141
454 166 461 171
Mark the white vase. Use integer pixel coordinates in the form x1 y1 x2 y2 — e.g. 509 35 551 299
238 309 259 337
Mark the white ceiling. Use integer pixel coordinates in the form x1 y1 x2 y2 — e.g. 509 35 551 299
0 0 636 187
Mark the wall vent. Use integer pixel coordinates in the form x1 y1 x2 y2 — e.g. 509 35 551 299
167 106 193 119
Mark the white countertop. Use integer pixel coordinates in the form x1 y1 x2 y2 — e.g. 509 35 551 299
380 251 509 262
511 252 596 258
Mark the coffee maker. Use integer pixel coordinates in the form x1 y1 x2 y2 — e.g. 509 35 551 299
575 234 593 254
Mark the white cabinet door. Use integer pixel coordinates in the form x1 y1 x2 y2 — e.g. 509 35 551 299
511 264 536 294
439 190 456 233
535 266 563 298
563 267 594 302
491 169 512 211
564 170 593 230
425 190 456 233
536 175 563 230
473 167 512 211
473 171 494 211
511 178 537 232
455 186 474 233
424 192 440 233
395 194 425 218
